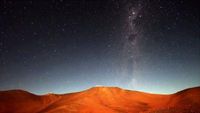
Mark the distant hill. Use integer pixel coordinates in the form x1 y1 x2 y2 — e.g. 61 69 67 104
0 86 200 113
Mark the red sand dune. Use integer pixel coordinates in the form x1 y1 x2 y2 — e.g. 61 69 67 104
0 86 200 113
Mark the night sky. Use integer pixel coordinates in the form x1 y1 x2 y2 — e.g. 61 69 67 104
0 0 199 94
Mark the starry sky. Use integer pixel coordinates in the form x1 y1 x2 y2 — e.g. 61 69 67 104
0 0 199 94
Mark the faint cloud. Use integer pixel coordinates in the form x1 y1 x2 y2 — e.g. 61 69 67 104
128 78 138 89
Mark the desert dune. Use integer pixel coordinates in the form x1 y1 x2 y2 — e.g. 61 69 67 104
0 86 200 113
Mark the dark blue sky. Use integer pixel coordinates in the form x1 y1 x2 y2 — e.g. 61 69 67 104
0 0 199 94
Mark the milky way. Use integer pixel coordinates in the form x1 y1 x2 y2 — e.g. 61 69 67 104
119 0 145 88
